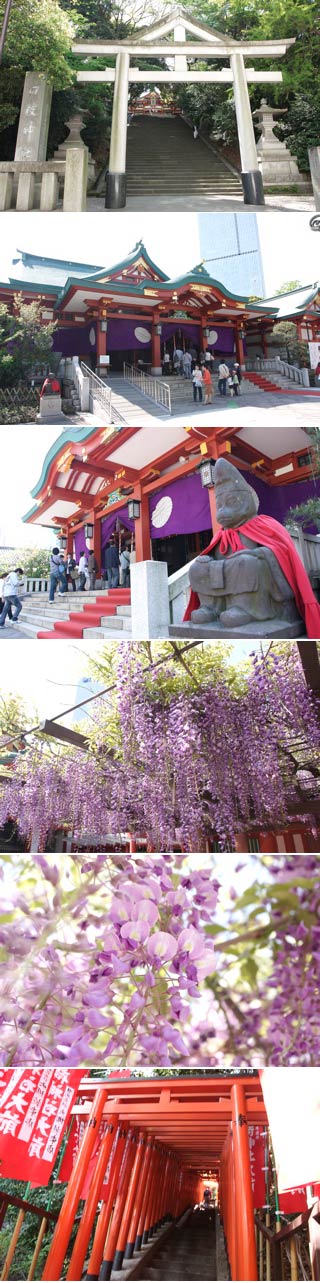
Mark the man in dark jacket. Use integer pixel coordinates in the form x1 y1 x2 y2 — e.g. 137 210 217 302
105 538 119 588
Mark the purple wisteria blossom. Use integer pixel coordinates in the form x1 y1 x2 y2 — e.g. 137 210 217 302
0 852 319 1067
0 646 319 851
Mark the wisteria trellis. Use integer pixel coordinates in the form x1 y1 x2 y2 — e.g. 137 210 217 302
0 647 319 849
0 852 319 1067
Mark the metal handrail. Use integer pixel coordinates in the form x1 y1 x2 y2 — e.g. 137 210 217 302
80 364 126 424
123 362 171 413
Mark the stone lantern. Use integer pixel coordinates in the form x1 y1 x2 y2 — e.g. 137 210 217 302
253 99 304 186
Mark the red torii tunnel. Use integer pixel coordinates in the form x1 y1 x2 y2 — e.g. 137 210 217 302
41 1075 267 1282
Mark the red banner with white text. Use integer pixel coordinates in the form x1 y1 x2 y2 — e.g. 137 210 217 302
279 1184 320 1214
260 1069 320 1192
248 1125 266 1208
0 1069 82 1184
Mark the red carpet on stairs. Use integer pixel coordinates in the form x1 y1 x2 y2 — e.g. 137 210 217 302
37 589 131 639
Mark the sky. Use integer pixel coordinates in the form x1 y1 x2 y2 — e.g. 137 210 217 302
0 638 256 722
0 425 63 550
0 211 319 298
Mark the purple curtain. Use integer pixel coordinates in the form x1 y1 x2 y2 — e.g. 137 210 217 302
149 474 211 536
101 508 134 551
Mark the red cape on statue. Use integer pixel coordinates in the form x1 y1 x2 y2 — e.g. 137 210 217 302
183 515 320 638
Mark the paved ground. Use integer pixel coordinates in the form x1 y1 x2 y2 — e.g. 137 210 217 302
165 388 320 428
0 623 24 639
87 193 316 212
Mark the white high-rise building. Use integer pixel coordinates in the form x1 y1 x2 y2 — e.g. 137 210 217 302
198 214 266 298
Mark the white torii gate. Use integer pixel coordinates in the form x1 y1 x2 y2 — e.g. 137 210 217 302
73 5 295 209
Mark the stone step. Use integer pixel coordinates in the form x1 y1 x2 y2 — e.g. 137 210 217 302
126 115 242 199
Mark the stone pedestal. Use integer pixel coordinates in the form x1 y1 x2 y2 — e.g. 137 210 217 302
131 560 170 638
63 146 88 211
38 395 62 421
253 100 304 186
40 171 59 210
169 619 305 639
0 172 13 209
16 172 35 210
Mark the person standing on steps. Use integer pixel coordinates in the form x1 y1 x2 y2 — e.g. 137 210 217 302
0 572 12 621
49 548 61 602
0 568 24 627
66 554 77 592
88 550 98 590
218 361 229 396
202 364 214 403
192 364 203 403
105 537 120 589
120 544 131 588
78 549 88 591
183 349 192 379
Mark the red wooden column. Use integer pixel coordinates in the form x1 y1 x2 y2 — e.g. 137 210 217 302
141 1144 160 1244
258 831 278 853
86 1125 127 1281
151 316 162 374
67 1114 119 1281
42 1088 108 1281
67 527 74 556
134 488 151 562
124 1133 154 1260
99 1130 136 1280
208 485 219 535
231 1082 257 1281
93 515 101 575
112 1130 146 1270
135 1140 157 1251
96 323 108 372
235 328 245 367
234 833 249 853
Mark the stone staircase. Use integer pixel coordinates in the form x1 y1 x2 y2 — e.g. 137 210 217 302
16 589 132 640
107 375 168 422
244 370 318 396
126 116 241 198
138 1207 228 1281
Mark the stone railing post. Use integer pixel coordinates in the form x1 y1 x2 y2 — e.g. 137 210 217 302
63 145 88 210
131 561 170 638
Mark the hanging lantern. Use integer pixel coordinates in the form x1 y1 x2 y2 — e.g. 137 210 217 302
128 499 141 520
198 458 216 488
59 535 67 550
84 522 93 539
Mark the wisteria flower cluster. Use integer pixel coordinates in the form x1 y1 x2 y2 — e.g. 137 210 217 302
0 852 319 1067
0 646 319 851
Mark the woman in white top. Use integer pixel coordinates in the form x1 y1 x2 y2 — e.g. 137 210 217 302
192 365 203 403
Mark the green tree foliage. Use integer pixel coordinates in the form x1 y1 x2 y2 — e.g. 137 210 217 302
269 320 309 366
0 296 58 388
275 280 302 293
0 0 76 143
0 547 50 576
285 497 320 531
165 0 320 170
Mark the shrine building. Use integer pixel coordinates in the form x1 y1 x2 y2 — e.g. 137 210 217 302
1 243 319 377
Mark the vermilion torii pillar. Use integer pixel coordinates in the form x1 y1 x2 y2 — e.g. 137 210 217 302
73 8 295 209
